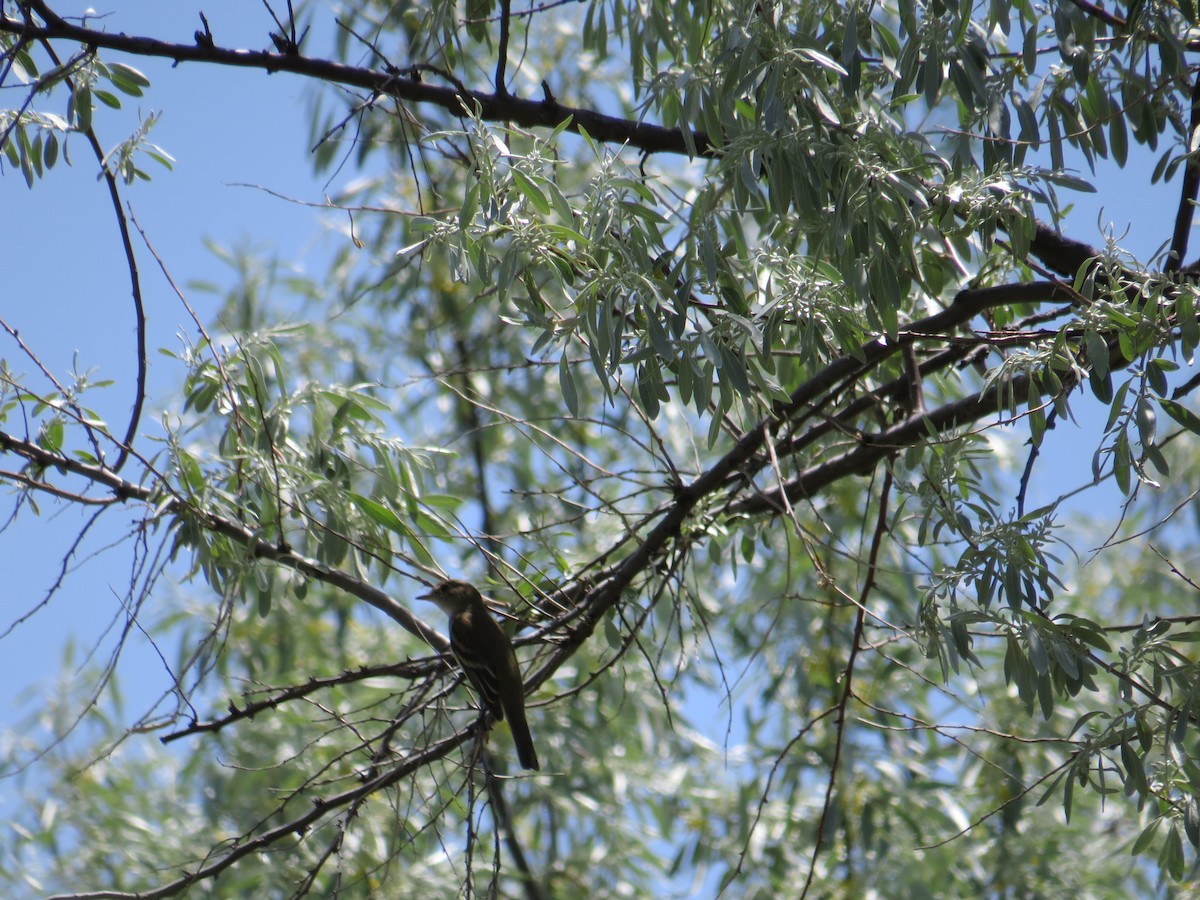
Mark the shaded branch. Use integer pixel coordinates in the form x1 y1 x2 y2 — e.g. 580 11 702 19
485 755 547 900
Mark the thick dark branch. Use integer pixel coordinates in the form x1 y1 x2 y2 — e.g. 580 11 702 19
1167 72 1200 274
766 281 1074 433
1026 223 1102 278
734 288 1153 518
726 283 1072 518
23 0 65 28
0 12 707 155
730 378 1023 517
495 0 512 97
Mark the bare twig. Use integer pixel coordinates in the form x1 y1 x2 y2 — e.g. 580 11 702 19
799 470 892 897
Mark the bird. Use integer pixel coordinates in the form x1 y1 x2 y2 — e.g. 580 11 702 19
419 579 540 771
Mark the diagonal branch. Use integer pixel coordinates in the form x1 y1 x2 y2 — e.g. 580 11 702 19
0 11 706 155
0 428 446 652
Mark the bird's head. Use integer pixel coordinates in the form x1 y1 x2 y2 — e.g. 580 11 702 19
418 579 480 615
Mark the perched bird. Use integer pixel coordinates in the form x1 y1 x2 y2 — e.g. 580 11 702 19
419 579 540 771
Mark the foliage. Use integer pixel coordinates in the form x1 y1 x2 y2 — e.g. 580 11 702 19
3 0 1200 896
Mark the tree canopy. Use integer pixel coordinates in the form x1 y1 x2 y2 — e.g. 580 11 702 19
3 0 1200 895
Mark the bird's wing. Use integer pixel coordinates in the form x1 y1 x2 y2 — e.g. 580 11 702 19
449 612 506 720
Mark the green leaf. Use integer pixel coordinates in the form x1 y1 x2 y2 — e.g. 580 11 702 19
37 419 64 453
109 63 151 89
1090 368 1113 404
465 0 494 42
511 168 551 215
349 492 406 533
1178 289 1199 353
72 85 93 131
1135 398 1156 447
1161 823 1185 880
178 451 205 494
1042 171 1096 193
1114 432 1132 494
1120 739 1147 795
559 354 579 416
107 66 146 97
1026 623 1049 675
1159 399 1200 436
1131 818 1161 856
1147 358 1173 396
44 131 58 169
1110 110 1128 166
1152 149 1176 185
257 583 273 617
1013 93 1040 146
94 90 122 110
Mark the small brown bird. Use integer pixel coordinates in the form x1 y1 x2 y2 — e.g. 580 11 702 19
419 579 540 771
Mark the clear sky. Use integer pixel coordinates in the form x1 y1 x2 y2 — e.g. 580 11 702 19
0 1 1186 769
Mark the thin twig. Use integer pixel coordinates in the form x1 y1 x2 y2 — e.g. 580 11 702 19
799 469 892 897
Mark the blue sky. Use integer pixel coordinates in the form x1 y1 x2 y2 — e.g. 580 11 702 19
0 0 1188 773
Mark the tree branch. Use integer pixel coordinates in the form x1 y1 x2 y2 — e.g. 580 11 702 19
0 11 707 155
495 0 512 97
0 428 446 652
1068 0 1128 30
1166 71 1200 274
159 659 435 743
